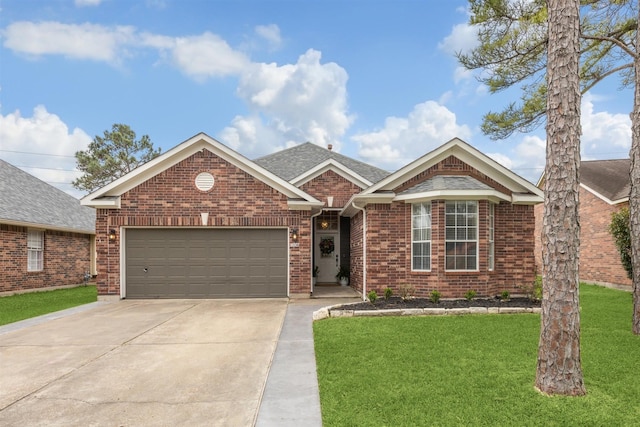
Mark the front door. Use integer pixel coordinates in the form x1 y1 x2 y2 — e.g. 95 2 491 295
315 232 339 283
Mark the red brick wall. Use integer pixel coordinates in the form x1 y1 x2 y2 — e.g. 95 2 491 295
354 200 536 299
96 149 312 297
534 188 632 288
300 170 363 208
1 224 92 293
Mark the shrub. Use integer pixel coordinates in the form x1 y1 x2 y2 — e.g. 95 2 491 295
464 290 477 301
399 284 415 301
368 290 378 303
384 287 393 300
500 290 510 301
430 290 441 304
609 207 632 279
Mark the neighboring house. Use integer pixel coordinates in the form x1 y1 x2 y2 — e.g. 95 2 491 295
0 159 96 294
534 159 632 289
81 133 543 300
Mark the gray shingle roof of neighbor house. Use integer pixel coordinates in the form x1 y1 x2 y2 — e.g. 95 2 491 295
0 159 96 234
580 159 630 203
254 142 391 184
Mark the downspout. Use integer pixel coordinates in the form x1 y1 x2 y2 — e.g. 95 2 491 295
309 209 323 297
351 202 367 301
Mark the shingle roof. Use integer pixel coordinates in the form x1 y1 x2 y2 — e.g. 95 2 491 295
399 176 493 195
581 159 630 202
254 142 390 183
0 159 96 233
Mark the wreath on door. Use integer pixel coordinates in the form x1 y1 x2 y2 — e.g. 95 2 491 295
319 237 335 257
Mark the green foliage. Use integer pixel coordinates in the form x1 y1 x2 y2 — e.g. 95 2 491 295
0 286 97 326
609 207 633 279
398 283 415 301
384 287 393 300
532 276 543 301
314 284 639 426
501 290 510 301
336 266 350 279
430 290 441 304
464 289 477 301
73 124 161 193
458 0 637 140
367 290 378 303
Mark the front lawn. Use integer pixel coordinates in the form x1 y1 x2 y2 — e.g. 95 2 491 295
314 284 640 426
0 285 97 326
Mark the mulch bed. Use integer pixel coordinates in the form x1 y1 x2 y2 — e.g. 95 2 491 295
345 296 541 311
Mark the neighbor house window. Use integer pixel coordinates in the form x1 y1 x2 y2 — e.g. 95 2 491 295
488 203 495 271
27 229 44 272
412 202 431 270
445 201 478 271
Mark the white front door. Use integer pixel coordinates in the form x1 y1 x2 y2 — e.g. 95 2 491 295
315 232 339 283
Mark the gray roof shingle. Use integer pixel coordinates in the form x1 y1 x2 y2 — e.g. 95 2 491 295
0 159 95 233
254 142 390 184
399 175 493 195
581 159 630 202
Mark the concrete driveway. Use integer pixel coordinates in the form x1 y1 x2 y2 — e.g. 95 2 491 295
0 299 288 426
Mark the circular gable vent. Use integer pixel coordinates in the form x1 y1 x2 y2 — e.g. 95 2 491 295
195 172 215 191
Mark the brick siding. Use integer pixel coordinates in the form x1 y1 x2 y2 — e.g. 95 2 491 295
300 169 363 208
535 187 632 288
1 224 92 293
96 149 312 297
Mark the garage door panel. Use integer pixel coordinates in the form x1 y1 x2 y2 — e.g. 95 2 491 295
125 228 287 298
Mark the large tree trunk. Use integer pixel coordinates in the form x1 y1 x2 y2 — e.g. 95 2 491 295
535 0 586 396
630 3 640 335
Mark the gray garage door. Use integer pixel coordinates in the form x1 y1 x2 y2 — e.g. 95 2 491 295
125 228 287 298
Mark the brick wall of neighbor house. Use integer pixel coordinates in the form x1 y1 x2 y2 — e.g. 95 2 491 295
534 189 632 288
357 200 537 299
300 170 363 208
0 224 92 293
95 149 312 297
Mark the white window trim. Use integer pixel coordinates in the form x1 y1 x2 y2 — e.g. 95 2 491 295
488 203 495 271
27 229 44 272
444 200 479 272
411 201 432 271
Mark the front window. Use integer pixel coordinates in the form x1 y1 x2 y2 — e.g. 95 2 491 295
445 201 478 271
488 203 495 271
412 202 431 270
27 229 44 272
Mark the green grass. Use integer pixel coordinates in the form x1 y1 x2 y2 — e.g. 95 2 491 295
0 285 97 326
314 284 640 426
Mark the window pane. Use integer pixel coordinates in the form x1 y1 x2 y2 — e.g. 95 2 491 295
445 201 478 271
412 202 431 270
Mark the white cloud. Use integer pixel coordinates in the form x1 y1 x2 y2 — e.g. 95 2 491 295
352 101 472 171
581 93 631 155
438 22 479 57
255 24 282 51
219 49 353 158
0 105 92 197
75 0 103 6
2 21 136 64
169 33 250 80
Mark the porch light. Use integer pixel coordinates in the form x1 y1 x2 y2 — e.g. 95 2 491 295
108 229 117 241
291 228 299 243
320 220 329 229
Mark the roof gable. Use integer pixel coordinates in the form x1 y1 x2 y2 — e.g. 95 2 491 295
580 159 630 204
254 142 390 184
81 133 322 210
0 159 95 233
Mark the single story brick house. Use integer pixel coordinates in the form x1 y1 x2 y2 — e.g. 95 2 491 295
0 159 96 294
534 159 632 289
81 133 543 300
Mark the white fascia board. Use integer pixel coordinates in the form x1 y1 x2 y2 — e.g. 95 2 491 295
394 189 511 204
363 138 543 199
291 159 372 189
81 133 318 206
82 196 121 208
287 200 325 211
580 183 616 205
511 193 544 205
340 192 396 217
0 218 95 235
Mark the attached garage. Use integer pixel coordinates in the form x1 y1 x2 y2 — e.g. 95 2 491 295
125 228 288 299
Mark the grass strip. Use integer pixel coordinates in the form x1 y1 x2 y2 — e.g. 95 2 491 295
314 284 640 426
0 285 97 326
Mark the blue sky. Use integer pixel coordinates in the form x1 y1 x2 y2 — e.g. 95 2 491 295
0 0 634 197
